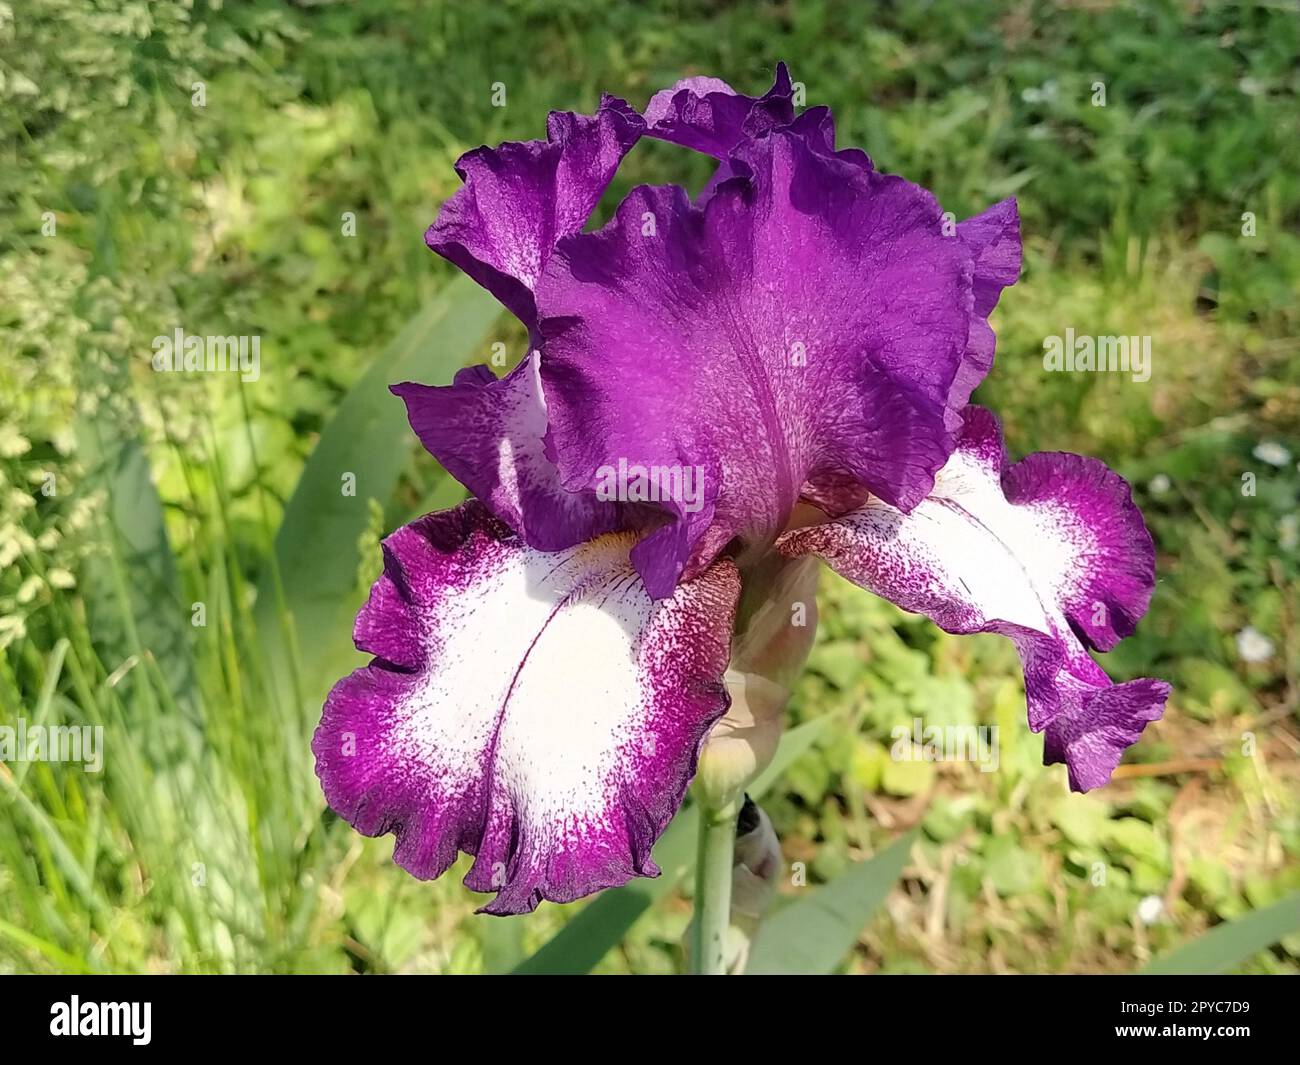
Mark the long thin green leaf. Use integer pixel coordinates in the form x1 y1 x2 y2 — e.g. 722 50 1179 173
0 918 100 975
255 276 502 704
71 204 196 712
511 716 835 975
0 769 106 919
12 639 68 792
744 828 917 975
74 378 196 712
1142 891 1300 975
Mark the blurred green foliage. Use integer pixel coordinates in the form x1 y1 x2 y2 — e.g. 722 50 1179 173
1 0 1297 973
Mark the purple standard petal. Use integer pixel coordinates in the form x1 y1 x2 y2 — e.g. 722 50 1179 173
777 407 1169 792
644 65 872 198
780 105 874 171
644 64 794 159
392 351 635 551
312 500 740 914
425 95 644 327
537 129 974 597
645 65 1014 427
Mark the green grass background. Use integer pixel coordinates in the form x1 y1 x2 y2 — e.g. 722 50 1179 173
1 0 1297 973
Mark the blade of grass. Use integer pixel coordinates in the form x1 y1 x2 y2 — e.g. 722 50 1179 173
0 918 101 975
11 638 68 792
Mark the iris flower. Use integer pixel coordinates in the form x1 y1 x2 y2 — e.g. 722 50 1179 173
313 66 1170 916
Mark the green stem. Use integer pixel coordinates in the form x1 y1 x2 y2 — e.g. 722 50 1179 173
692 798 740 975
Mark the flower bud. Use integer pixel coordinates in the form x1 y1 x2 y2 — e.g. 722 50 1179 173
731 797 781 925
695 668 788 811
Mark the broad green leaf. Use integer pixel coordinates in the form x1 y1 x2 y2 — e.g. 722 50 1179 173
255 276 502 705
744 829 917 975
75 346 196 713
511 716 835 975
1142 891 1300 975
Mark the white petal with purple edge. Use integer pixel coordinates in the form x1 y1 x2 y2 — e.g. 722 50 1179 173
313 502 739 914
778 407 1169 791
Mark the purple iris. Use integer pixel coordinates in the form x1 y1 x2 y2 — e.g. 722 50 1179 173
313 66 1170 915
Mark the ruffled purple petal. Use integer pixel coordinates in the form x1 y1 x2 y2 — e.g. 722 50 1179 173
781 105 874 171
425 95 644 327
414 68 1018 582
777 407 1169 792
537 129 974 596
391 352 633 551
642 67 1013 431
944 199 1021 426
644 64 794 159
645 65 873 200
1042 677 1168 791
313 501 740 914
960 198 1023 320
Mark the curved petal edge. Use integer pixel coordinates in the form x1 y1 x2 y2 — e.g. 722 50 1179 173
426 95 645 327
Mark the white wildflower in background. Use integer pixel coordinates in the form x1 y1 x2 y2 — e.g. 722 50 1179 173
1136 895 1165 926
0 424 31 458
1252 441 1292 468
0 523 35 568
0 614 27 651
67 491 106 532
1281 513 1299 552
1147 473 1171 496
1235 626 1274 664
52 426 77 456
